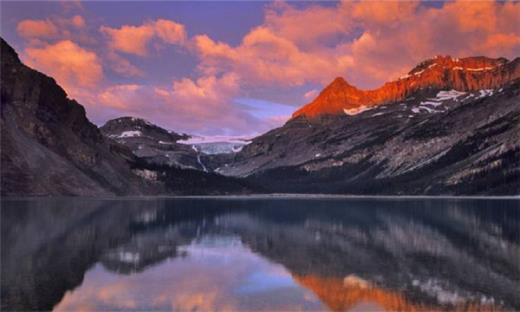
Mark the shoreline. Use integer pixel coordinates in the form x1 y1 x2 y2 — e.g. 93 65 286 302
2 194 520 201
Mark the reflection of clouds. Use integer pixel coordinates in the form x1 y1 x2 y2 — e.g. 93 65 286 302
54 237 324 311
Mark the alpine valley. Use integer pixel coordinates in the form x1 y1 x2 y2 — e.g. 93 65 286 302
1 38 519 196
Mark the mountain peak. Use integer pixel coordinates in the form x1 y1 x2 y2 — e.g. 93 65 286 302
293 55 520 119
330 76 349 86
292 77 364 118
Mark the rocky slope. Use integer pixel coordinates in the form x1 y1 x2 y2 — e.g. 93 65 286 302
221 65 520 195
0 38 156 196
293 56 520 118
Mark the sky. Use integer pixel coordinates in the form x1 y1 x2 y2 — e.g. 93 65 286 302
1 1 519 136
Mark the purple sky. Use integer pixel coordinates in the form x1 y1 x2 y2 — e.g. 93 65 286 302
1 1 519 136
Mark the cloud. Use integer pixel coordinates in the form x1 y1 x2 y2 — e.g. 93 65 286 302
94 73 265 135
23 40 103 91
193 0 520 89
100 19 187 56
106 51 144 77
17 19 58 39
304 89 319 100
16 15 86 40
194 27 347 87
12 0 520 136
154 19 187 45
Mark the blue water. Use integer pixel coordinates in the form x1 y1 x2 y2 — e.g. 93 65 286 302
1 197 519 311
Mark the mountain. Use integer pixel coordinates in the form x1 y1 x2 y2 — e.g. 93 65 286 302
0 38 254 196
100 117 203 170
1 34 517 196
100 117 252 174
294 56 520 118
0 38 156 196
219 59 520 195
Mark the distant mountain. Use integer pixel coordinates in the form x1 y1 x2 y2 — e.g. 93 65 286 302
100 117 252 173
294 56 520 118
220 59 520 195
100 117 204 170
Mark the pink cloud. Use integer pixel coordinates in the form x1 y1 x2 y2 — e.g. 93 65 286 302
17 19 58 39
106 51 144 77
100 19 187 56
100 24 155 56
194 0 520 90
23 40 103 91
154 19 187 45
304 89 319 100
16 15 86 40
94 73 264 135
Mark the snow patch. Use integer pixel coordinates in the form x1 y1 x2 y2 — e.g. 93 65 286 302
412 279 464 304
466 67 495 71
476 89 494 99
119 251 140 264
421 101 443 107
118 130 142 138
435 90 466 101
179 135 252 145
131 117 152 126
134 169 157 181
452 66 494 71
343 106 372 116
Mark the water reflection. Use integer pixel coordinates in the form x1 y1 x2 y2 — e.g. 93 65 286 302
1 198 519 311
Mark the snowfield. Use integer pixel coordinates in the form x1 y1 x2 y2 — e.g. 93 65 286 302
114 130 142 138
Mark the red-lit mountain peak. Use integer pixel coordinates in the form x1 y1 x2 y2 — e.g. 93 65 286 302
293 56 520 119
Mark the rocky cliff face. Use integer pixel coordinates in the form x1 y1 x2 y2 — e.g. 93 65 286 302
0 38 156 196
293 56 520 118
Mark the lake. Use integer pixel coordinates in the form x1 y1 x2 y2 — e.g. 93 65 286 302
1 197 519 311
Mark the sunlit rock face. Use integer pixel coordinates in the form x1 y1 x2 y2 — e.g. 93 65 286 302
293 56 520 119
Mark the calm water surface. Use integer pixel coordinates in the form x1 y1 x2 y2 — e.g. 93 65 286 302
1 197 519 311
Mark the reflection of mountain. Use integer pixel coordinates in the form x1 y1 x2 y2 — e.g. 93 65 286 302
293 275 500 312
0 200 160 310
218 201 520 310
2 199 519 311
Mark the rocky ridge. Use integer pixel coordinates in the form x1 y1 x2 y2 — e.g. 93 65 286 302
293 56 520 118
